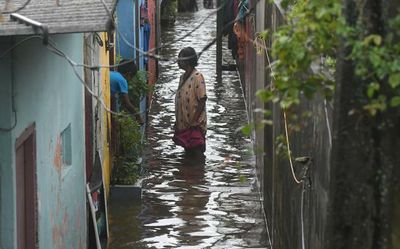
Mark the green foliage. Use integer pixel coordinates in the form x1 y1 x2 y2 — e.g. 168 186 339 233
116 111 142 159
111 158 139 185
275 134 289 159
256 0 400 117
235 161 247 183
111 112 142 185
115 55 123 64
161 0 177 21
241 0 400 161
128 70 150 105
267 0 343 109
348 16 400 114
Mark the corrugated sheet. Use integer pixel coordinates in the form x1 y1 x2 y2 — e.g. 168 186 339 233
0 0 116 36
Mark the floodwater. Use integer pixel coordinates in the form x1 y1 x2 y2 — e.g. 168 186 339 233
108 4 269 249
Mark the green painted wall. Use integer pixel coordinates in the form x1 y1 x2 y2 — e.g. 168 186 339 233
0 34 87 249
0 37 15 249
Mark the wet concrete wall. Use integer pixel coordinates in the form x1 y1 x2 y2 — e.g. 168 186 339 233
240 1 400 248
254 0 267 209
239 2 333 248
326 1 400 248
0 34 87 249
0 37 15 249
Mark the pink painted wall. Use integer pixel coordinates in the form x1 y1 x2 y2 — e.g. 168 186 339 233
147 0 158 94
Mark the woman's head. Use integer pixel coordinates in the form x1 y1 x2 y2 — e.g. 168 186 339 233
117 59 138 80
178 47 198 69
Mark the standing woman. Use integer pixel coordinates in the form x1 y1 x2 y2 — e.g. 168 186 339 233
173 47 207 153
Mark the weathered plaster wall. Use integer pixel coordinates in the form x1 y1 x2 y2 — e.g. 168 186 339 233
0 37 15 249
0 34 86 249
238 3 333 249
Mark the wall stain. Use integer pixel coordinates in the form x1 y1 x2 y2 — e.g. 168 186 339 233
52 210 69 249
53 136 62 173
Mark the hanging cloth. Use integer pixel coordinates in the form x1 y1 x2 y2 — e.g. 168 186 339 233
140 3 149 26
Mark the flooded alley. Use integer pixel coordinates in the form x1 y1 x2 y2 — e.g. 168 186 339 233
0 0 398 248
108 5 269 249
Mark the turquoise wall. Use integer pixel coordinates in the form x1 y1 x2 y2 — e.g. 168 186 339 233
0 37 14 249
0 34 87 249
116 0 137 59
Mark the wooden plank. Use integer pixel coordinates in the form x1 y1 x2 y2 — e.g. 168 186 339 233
216 0 223 83
221 64 237 71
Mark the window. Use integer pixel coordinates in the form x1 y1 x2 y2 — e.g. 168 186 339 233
61 124 72 166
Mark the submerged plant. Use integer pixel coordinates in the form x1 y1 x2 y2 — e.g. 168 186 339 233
111 158 140 185
112 111 142 185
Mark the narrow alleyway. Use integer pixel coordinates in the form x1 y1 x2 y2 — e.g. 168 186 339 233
108 5 269 249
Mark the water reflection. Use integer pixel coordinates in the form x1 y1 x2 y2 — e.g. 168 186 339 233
108 4 268 249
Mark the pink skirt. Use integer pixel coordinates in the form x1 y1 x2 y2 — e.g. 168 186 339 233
173 127 205 150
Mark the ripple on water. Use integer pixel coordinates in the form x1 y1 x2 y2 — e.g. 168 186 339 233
108 5 268 249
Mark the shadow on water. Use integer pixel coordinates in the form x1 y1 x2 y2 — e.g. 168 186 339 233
108 4 269 249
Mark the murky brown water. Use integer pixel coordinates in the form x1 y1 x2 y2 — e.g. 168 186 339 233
108 5 268 249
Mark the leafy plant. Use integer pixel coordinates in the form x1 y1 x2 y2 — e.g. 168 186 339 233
240 0 400 162
111 111 142 185
111 158 140 185
128 70 150 106
348 16 400 115
258 0 400 116
258 0 343 110
116 111 141 159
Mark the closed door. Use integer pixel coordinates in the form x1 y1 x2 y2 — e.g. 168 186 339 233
16 124 37 249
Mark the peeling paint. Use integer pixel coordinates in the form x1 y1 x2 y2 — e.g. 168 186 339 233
52 210 69 249
53 136 62 173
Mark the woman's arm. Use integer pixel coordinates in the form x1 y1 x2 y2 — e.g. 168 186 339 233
192 97 206 125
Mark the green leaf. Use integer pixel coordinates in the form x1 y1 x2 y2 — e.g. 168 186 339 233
239 175 247 183
258 30 269 40
239 123 253 137
371 35 382 46
390 96 400 107
389 73 400 88
367 82 380 98
363 34 382 46
256 89 274 102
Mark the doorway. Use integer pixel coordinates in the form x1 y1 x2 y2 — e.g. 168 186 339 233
15 123 37 249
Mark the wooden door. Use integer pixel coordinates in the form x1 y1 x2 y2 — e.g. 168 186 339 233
16 123 37 249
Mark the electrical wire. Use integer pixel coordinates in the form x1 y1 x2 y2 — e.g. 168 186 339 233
100 0 260 64
1 1 256 69
1 0 32 14
0 37 19 132
324 99 333 147
0 109 17 132
147 2 227 53
46 42 135 118
259 10 309 249
0 0 261 120
260 36 302 185
0 35 41 59
283 110 302 184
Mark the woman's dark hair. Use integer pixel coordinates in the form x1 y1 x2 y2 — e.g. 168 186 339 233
178 47 198 67
117 59 138 76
